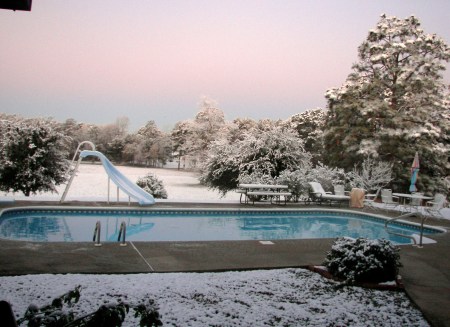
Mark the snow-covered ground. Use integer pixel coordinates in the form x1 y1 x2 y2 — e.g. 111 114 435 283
1 163 447 326
2 163 241 202
1 269 428 326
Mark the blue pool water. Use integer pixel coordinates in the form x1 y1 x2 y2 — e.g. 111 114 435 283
0 207 443 244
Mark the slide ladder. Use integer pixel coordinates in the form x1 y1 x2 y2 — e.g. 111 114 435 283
61 145 155 206
60 141 96 203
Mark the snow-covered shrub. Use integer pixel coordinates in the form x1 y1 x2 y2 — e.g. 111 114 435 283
277 170 309 201
18 286 81 326
238 171 275 185
18 286 163 327
307 163 348 192
348 157 393 193
136 173 168 199
323 237 401 284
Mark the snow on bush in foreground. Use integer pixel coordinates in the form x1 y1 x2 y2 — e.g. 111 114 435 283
324 237 401 284
0 269 428 327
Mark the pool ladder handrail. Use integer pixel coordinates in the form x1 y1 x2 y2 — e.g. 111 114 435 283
92 221 127 246
384 212 428 247
61 141 96 203
93 220 102 247
117 221 127 246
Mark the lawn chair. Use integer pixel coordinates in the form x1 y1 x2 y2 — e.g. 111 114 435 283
425 193 446 218
406 192 424 212
380 189 399 211
309 182 350 206
333 185 349 196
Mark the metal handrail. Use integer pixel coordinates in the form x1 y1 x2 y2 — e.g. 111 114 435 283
384 212 428 247
93 220 102 246
61 141 96 203
117 221 127 246
71 141 96 163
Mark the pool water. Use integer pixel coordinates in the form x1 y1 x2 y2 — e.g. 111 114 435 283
0 208 443 244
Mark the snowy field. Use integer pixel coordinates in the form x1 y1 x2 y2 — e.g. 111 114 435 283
1 163 447 326
2 163 241 202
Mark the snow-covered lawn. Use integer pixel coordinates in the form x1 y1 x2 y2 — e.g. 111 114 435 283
0 269 428 326
1 164 446 326
3 163 241 202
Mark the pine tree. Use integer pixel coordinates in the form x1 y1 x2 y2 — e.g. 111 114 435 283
324 14 450 193
284 108 326 164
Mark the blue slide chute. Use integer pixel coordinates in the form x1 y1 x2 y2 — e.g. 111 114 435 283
80 150 155 206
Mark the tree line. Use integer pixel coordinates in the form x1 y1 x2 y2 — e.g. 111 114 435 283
0 14 448 197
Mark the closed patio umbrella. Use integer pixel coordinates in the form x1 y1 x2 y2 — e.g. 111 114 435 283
409 152 420 192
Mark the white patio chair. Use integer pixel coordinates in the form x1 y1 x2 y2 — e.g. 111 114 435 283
425 193 447 218
406 192 424 212
309 182 349 205
333 185 349 196
380 189 399 211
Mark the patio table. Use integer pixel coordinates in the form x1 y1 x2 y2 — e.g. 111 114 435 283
393 193 433 212
237 184 291 205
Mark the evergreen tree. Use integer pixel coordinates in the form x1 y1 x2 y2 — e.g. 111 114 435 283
324 14 450 193
284 108 326 164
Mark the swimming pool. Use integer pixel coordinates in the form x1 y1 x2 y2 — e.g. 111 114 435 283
0 207 444 244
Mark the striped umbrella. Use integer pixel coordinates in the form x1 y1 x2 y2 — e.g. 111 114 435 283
409 152 420 193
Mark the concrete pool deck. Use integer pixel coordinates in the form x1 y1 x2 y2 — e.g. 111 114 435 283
0 201 449 326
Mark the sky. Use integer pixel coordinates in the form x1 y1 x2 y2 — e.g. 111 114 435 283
1 1 449 132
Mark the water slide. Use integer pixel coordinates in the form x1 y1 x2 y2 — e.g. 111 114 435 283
79 150 155 206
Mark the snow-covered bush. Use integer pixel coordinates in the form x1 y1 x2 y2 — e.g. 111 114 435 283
238 171 275 185
323 237 401 284
348 157 393 192
277 170 309 201
17 286 163 327
0 117 71 196
136 173 168 199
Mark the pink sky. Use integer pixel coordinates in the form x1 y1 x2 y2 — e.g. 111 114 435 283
1 0 449 131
